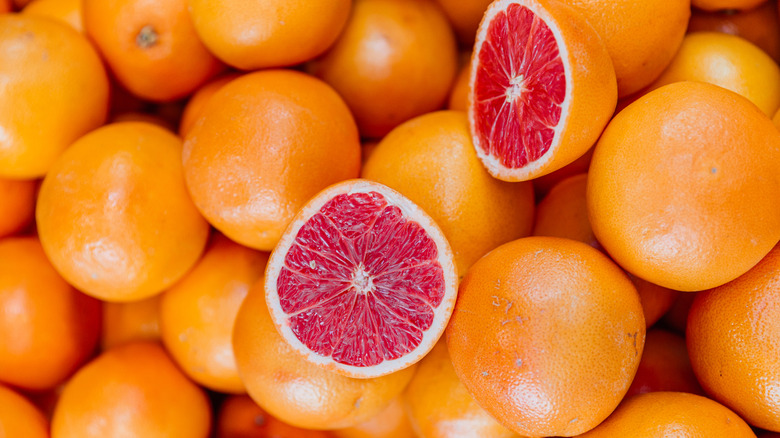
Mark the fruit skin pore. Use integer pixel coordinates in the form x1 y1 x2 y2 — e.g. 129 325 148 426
469 0 617 182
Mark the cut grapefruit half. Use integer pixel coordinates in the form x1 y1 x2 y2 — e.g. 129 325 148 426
469 0 617 182
264 179 458 379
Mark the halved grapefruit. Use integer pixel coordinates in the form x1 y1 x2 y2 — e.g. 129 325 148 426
469 0 617 181
264 179 458 379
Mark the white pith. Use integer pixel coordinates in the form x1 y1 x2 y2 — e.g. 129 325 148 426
468 0 573 181
264 179 459 379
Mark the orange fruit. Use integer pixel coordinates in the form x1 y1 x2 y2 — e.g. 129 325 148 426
446 236 645 437
688 1 780 63
309 0 458 138
559 0 690 98
633 277 680 328
183 70 360 252
434 0 492 45
178 73 240 137
332 397 415 438
469 0 616 181
693 0 768 12
37 122 210 302
578 392 755 437
687 243 780 432
362 111 535 276
532 146 593 199
532 173 599 249
625 328 704 397
217 395 332 438
448 63 470 112
101 295 161 350
0 0 9 12
588 81 780 292
0 177 35 238
22 0 83 32
647 32 780 117
52 341 211 438
233 279 418 430
0 385 48 438
160 234 268 393
264 179 457 378
13 0 32 8
83 0 223 102
188 0 351 70
0 15 108 179
0 237 101 391
403 341 517 438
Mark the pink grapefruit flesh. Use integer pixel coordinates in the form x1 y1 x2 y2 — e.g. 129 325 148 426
472 2 566 170
265 179 457 378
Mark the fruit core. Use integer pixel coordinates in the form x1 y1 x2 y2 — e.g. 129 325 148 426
276 191 446 367
473 3 565 169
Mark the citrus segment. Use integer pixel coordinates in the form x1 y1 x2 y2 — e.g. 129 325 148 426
266 179 457 378
469 0 616 181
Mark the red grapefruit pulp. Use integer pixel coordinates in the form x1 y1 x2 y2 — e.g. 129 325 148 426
472 3 565 169
469 0 616 181
265 179 458 378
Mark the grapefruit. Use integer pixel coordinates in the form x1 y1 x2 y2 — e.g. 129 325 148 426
264 179 458 379
468 0 616 181
446 236 645 437
588 81 780 291
578 392 755 437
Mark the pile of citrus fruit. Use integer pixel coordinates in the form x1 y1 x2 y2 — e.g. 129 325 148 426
2 0 780 436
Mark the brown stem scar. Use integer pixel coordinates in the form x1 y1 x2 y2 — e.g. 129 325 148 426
136 25 158 48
